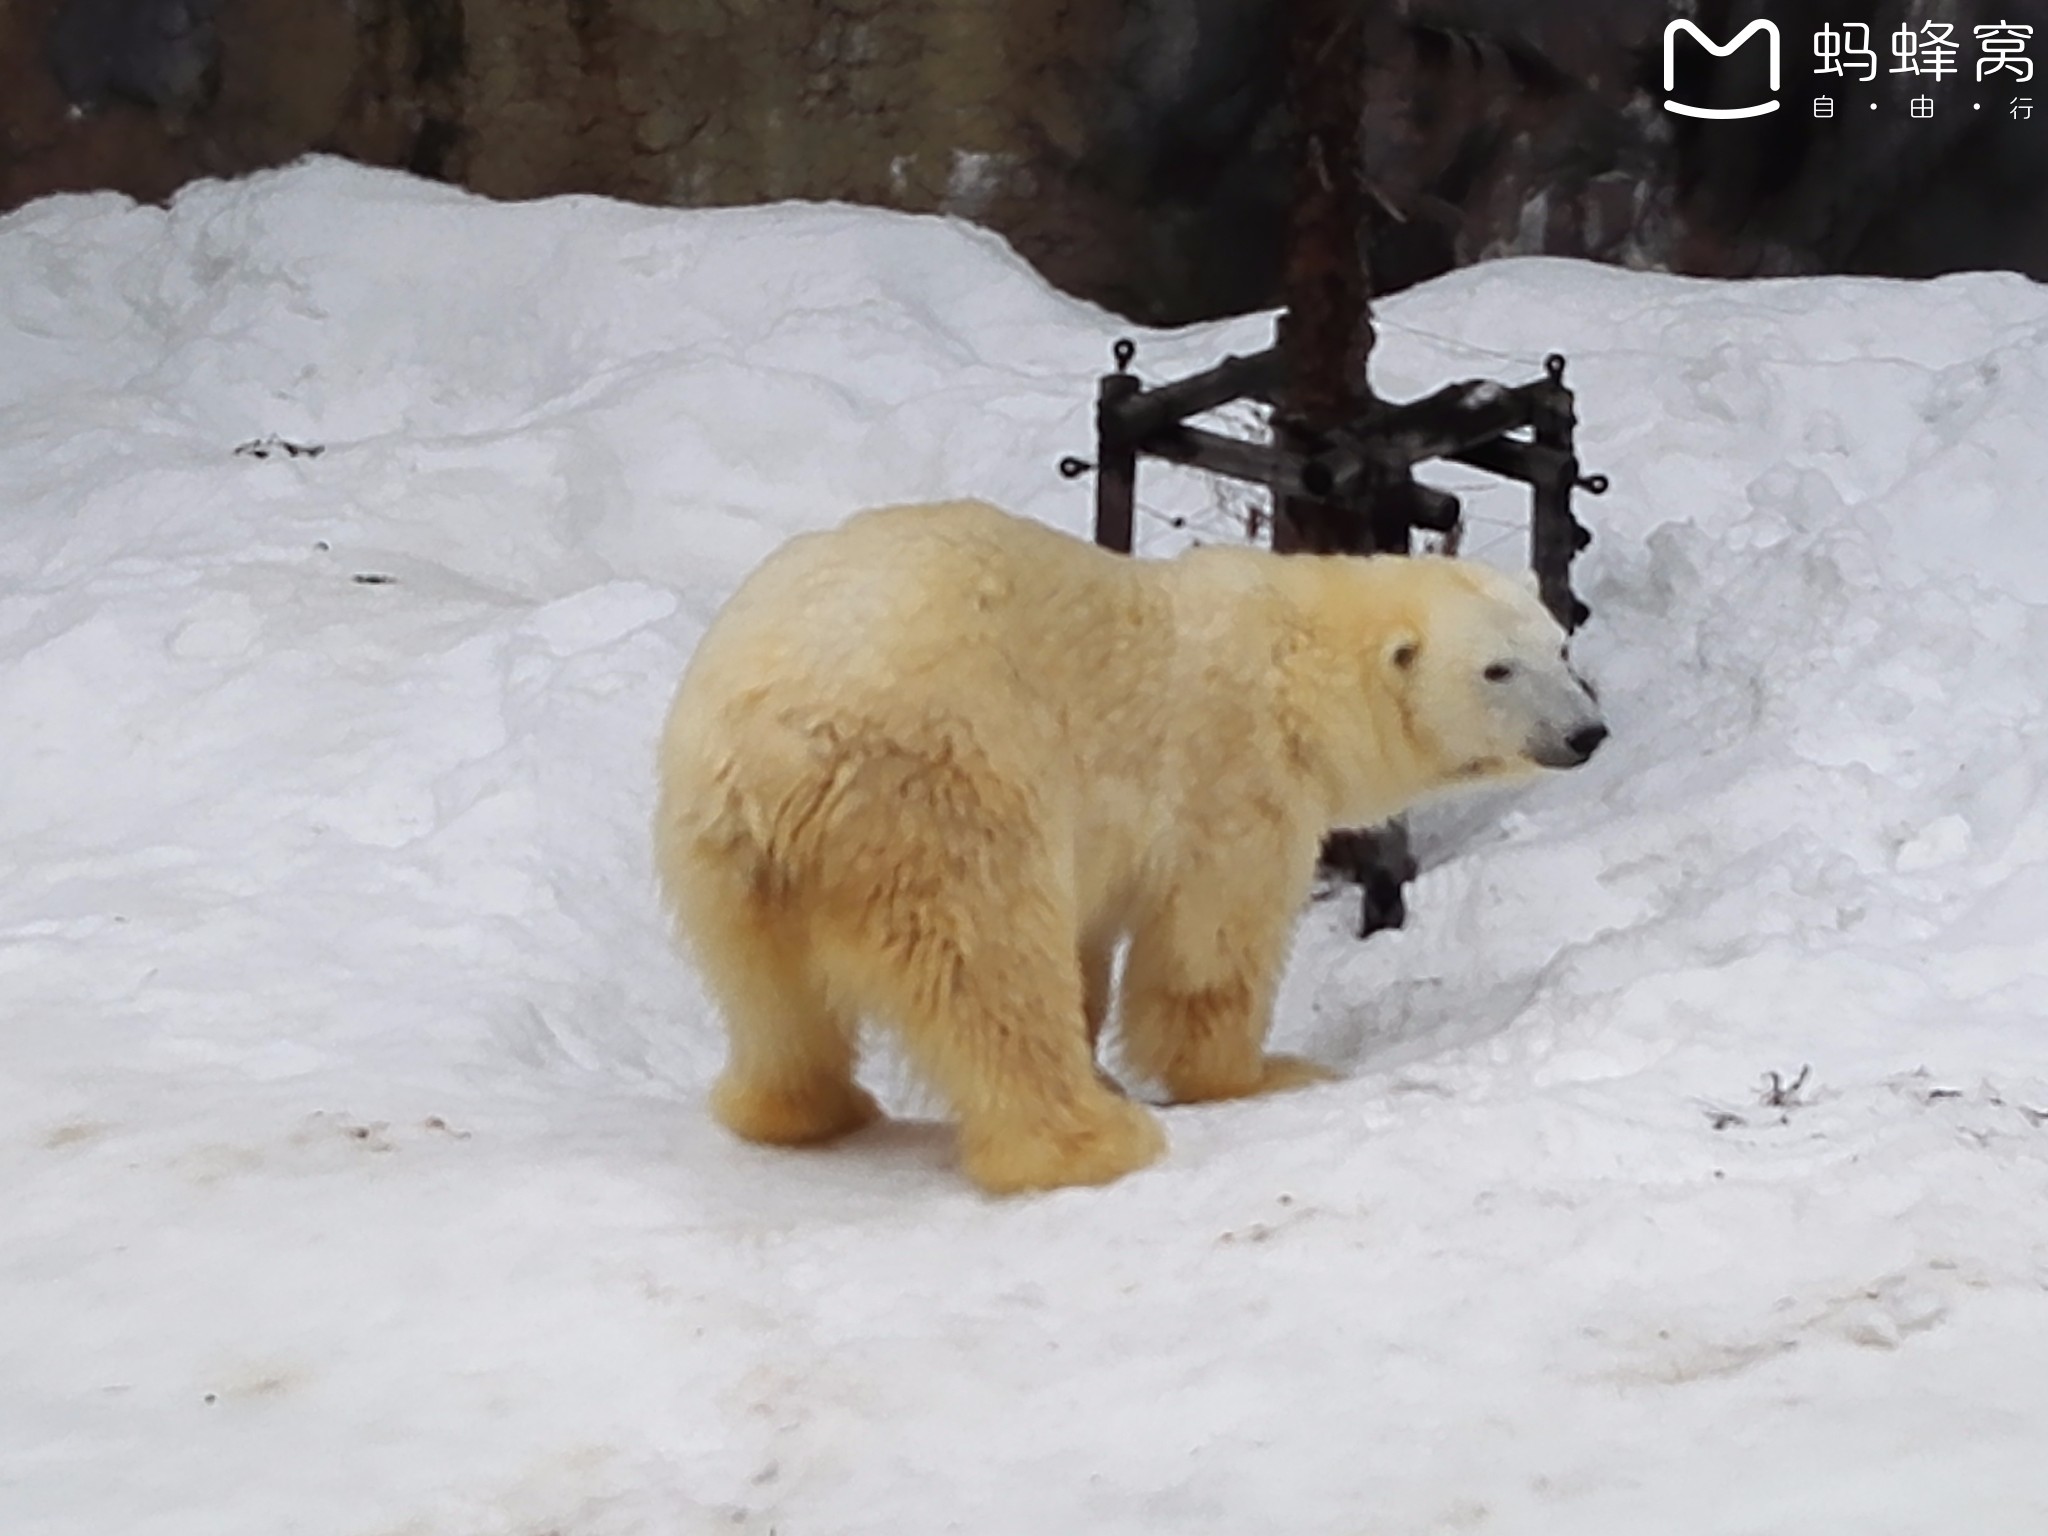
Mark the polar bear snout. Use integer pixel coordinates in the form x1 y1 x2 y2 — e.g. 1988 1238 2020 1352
1529 714 1608 769
1564 722 1609 763
1493 646 1607 771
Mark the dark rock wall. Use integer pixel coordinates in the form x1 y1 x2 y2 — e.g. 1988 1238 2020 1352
4 0 2046 324
1663 0 2048 282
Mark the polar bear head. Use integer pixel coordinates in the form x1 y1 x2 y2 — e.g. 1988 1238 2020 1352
1378 557 1607 786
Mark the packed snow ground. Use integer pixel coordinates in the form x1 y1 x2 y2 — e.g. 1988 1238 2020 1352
5 159 2048 1535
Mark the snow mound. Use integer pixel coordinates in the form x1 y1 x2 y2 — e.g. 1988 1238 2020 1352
6 159 2048 1534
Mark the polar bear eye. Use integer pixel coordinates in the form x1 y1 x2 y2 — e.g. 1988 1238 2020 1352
1484 662 1515 682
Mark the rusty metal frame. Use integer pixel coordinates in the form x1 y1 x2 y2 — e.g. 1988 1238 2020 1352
1066 323 1604 633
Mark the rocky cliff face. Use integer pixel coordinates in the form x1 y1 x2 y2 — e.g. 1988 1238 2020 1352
4 0 1151 296
6 0 2045 324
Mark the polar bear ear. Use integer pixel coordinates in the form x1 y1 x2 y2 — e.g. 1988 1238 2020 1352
1386 633 1420 672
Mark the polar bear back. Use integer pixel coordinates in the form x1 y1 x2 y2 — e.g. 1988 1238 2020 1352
683 498 1161 713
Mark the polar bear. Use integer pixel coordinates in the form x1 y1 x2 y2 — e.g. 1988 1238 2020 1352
656 499 1604 1194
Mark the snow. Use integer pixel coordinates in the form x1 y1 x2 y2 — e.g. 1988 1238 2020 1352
5 157 2048 1535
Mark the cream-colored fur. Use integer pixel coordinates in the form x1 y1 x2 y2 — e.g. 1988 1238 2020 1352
656 499 1602 1194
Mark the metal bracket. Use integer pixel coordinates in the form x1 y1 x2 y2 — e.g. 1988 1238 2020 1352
1065 329 1603 632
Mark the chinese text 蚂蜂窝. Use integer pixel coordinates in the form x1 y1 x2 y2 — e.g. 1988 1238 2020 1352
1813 21 2034 83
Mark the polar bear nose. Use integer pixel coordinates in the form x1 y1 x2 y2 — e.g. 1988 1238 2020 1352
1564 723 1609 763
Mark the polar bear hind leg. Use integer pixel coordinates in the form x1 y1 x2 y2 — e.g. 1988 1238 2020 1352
680 872 882 1148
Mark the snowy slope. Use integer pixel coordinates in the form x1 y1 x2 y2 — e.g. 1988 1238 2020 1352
4 158 2048 1536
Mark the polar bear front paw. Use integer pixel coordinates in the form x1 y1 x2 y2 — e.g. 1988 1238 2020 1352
712 1073 883 1147
1165 1051 1338 1104
1250 1053 1340 1094
960 1095 1167 1195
